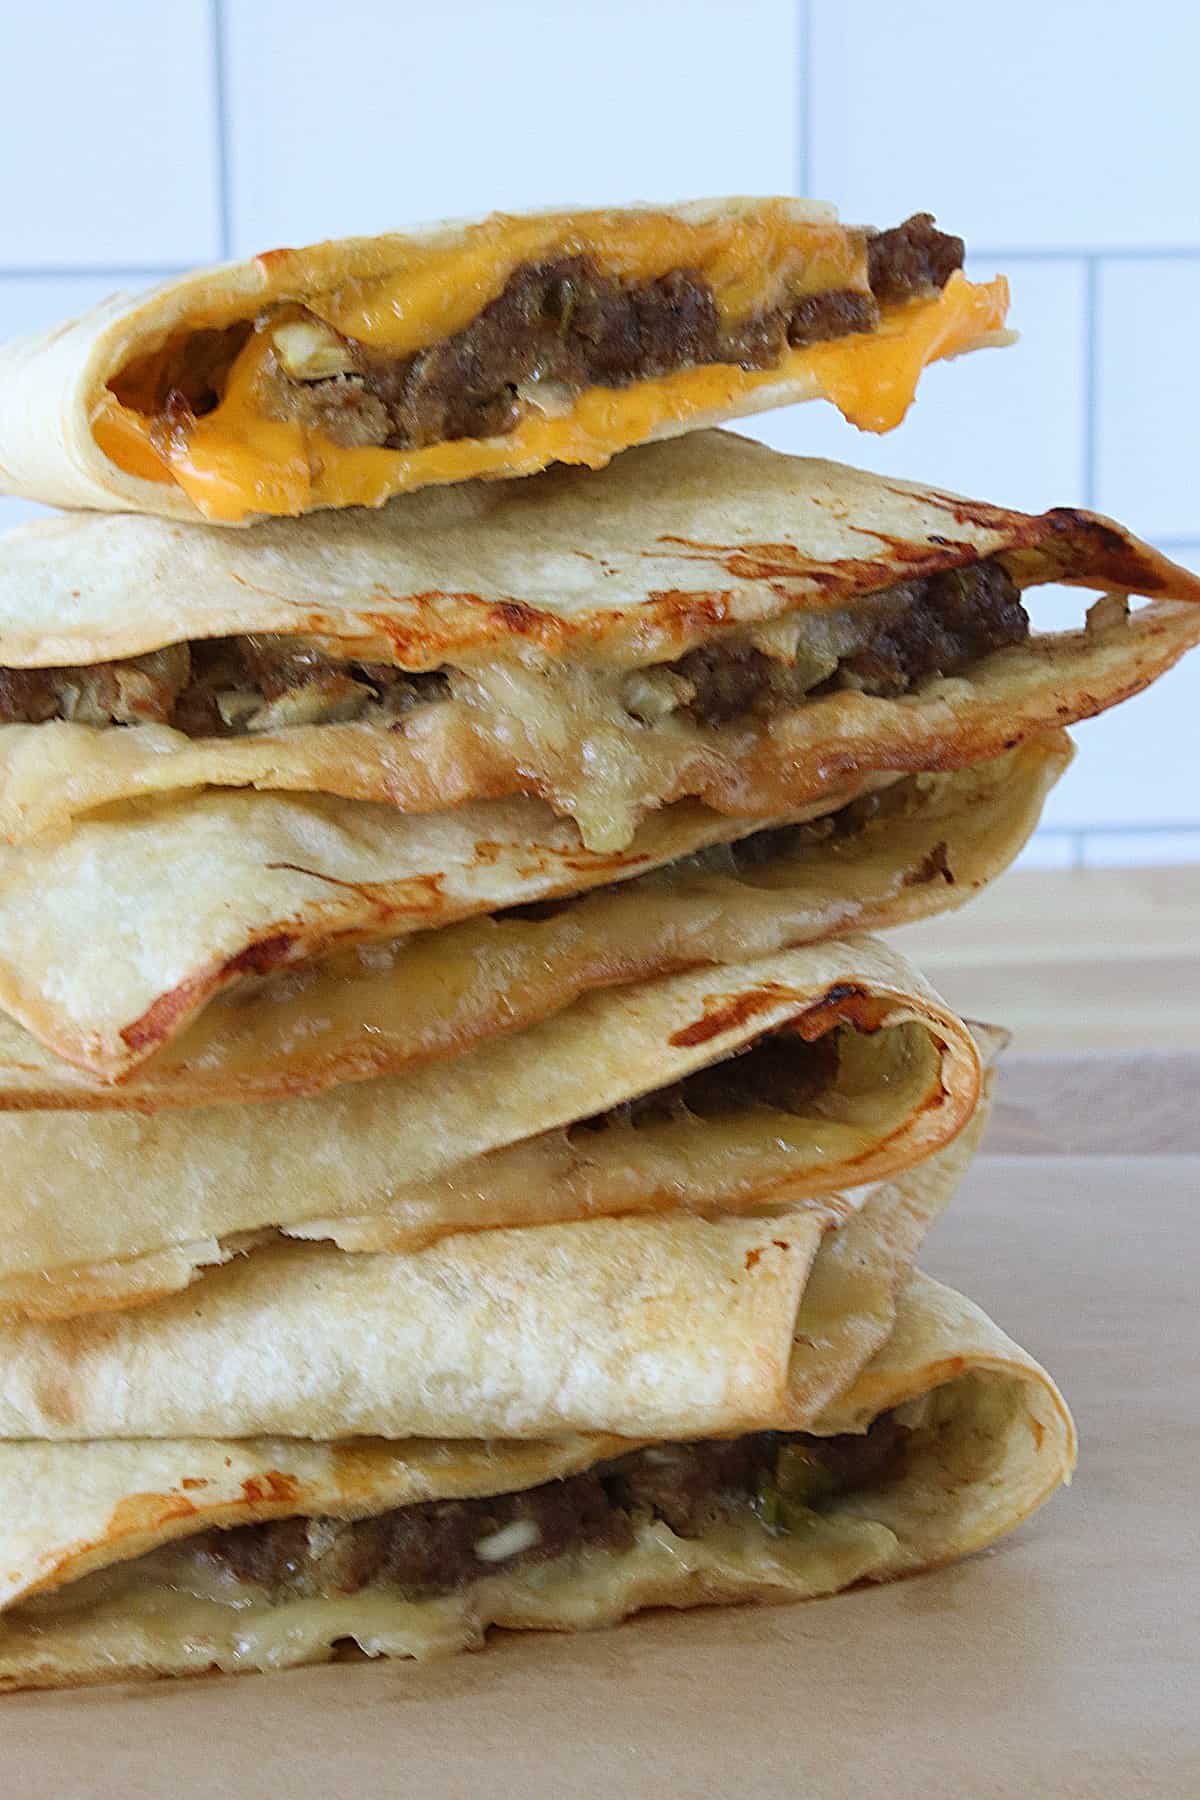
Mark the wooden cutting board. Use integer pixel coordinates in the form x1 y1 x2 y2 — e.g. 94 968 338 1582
5 1050 1195 1799
888 863 1200 1054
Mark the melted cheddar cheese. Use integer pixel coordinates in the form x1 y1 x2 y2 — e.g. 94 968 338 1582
307 203 865 350
93 217 1008 522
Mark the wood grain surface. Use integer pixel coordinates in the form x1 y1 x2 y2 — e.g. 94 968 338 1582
888 864 1200 1054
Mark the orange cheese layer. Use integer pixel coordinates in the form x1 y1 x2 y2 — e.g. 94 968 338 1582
93 273 1008 521
260 203 865 353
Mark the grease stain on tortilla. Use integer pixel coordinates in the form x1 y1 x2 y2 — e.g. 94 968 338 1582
330 1442 406 1497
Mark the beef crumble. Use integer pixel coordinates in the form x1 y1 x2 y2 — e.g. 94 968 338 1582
135 213 962 456
0 555 1029 736
830 559 1029 699
867 212 965 304
720 791 893 870
570 1028 841 1139
194 1416 906 1603
0 646 190 730
675 558 1030 727
170 638 451 736
0 637 451 735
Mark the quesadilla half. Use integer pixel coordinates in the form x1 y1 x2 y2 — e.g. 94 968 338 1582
0 1063 993 1431
0 435 1191 852
0 1269 1074 1689
0 201 1006 524
0 937 982 1323
0 739 1063 1096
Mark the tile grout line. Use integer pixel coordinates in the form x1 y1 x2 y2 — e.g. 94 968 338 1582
210 0 234 260
1082 255 1100 509
794 0 812 195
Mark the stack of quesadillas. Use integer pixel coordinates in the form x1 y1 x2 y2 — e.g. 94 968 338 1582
0 200 1193 1690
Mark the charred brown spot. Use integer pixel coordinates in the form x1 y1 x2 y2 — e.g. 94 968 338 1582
241 1471 301 1505
489 599 552 637
225 933 299 979
794 983 891 1041
668 983 797 1048
120 928 307 1061
642 589 736 632
903 840 955 886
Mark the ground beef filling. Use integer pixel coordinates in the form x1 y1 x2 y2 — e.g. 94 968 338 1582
674 559 1030 727
571 1028 840 1139
139 213 962 455
0 555 1029 735
0 638 450 734
195 1416 906 1604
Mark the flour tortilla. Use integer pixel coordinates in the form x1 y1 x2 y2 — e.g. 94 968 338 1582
0 784 882 1081
0 1065 994 1439
0 434 1192 851
0 1266 1074 1690
0 936 982 1323
0 200 1006 525
0 740 1064 1106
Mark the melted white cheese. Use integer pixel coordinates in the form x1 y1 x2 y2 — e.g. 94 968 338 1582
0 1512 898 1681
445 601 908 851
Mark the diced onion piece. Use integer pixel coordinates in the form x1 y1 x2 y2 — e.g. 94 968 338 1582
474 1519 542 1562
515 377 575 419
1086 591 1130 636
249 675 371 730
273 319 358 381
215 689 262 729
621 668 695 723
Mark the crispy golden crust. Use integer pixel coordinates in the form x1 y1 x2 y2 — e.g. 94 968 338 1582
0 434 1191 849
0 741 1064 1106
0 203 986 525
0 937 980 1320
0 1266 1074 1691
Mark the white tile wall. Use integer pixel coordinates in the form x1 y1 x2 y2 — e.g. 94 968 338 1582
1095 260 1200 541
807 0 1200 252
224 0 799 253
0 1 220 268
0 0 1195 863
